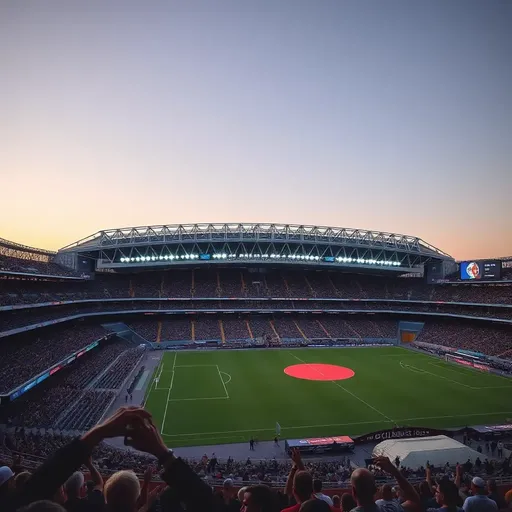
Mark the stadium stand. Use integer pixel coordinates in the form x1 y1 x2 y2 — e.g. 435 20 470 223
1 269 511 305
0 325 109 394
93 346 145 390
416 322 512 359
0 238 84 278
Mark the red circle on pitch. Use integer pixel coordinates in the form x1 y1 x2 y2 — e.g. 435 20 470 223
284 364 355 381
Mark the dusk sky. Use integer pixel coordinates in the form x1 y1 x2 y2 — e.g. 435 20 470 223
1 0 511 259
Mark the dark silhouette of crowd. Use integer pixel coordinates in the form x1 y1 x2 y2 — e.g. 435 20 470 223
1 410 511 512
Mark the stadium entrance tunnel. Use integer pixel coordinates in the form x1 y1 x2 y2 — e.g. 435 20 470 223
284 363 355 381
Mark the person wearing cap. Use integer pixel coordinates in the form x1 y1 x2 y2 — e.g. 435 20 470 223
0 466 16 510
214 477 241 512
462 478 497 512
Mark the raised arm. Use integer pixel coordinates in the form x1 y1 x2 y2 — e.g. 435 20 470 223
85 456 104 491
126 418 213 512
454 463 462 489
136 466 153 510
374 456 420 511
425 465 434 494
285 448 304 498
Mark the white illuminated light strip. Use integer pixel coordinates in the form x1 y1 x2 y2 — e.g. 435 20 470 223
119 254 401 266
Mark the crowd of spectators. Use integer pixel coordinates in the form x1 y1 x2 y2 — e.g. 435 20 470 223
0 253 83 278
94 348 145 390
127 316 403 346
416 324 512 359
0 407 511 512
0 325 109 394
2 298 512 335
0 337 140 428
1 269 511 306
55 390 117 431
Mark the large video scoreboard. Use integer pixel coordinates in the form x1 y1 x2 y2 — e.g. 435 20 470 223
460 260 502 280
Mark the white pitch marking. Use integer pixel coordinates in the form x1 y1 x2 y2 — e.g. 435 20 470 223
174 364 219 367
287 351 394 423
161 352 177 433
399 361 428 374
168 396 230 402
219 371 232 385
159 411 512 438
217 365 230 398
400 360 475 389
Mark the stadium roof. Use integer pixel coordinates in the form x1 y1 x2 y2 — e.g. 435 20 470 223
60 223 452 258
55 223 454 272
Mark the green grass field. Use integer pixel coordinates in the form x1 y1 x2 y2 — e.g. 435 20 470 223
144 347 512 448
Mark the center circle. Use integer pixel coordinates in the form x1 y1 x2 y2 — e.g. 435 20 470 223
284 363 355 381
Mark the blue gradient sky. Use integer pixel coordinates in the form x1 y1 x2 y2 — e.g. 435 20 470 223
1 0 511 258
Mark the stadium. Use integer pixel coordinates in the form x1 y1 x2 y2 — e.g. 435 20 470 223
1 222 511 504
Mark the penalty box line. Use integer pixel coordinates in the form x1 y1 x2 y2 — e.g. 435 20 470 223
166 365 230 401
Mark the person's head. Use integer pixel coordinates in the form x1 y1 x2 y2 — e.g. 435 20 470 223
18 500 66 512
293 471 313 504
64 471 85 499
104 470 141 512
351 468 376 506
14 471 32 491
418 481 431 499
436 480 459 507
470 477 486 496
341 492 357 512
332 495 340 508
0 466 15 497
486 479 497 494
223 478 235 498
313 479 323 494
241 484 278 512
299 499 331 512
380 484 394 501
505 488 512 507
238 486 248 502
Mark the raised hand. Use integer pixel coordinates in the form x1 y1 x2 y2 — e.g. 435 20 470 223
81 406 153 449
126 417 169 460
290 447 304 470
373 456 399 475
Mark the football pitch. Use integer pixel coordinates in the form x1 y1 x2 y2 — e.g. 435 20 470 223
144 347 512 448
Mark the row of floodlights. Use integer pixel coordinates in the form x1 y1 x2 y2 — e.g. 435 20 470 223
335 257 400 266
120 255 200 262
119 254 401 266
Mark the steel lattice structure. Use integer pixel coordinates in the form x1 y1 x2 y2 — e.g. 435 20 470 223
57 223 453 273
0 237 56 263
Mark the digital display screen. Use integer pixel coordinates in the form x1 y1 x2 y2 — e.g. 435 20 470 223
460 260 501 280
200 254 211 260
323 256 335 262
